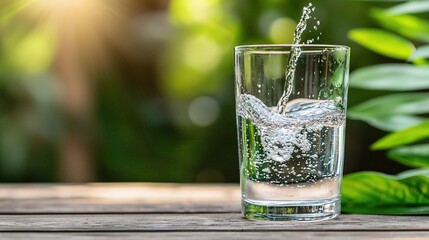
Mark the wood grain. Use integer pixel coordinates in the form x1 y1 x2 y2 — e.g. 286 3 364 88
0 183 240 201
0 183 240 214
0 214 428 232
1 232 429 240
0 199 240 214
1 183 429 238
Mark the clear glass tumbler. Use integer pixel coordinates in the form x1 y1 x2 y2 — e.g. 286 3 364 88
235 44 350 221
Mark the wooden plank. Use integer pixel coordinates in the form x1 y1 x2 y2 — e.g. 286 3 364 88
0 183 241 214
1 232 429 240
0 214 428 232
0 183 240 201
0 199 240 214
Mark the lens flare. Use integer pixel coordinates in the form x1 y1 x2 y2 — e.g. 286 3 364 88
1 0 135 69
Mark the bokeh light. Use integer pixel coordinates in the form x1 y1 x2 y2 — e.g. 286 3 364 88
5 26 54 74
0 0 387 183
269 17 296 44
188 96 220 127
183 35 223 73
170 0 221 26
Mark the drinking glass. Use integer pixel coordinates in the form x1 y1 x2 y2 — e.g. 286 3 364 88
235 44 350 221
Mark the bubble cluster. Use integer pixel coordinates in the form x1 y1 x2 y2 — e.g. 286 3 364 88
238 94 345 186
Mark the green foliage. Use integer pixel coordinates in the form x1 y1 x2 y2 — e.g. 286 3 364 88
350 93 429 119
348 29 415 60
348 93 429 131
371 9 429 42
343 0 429 215
409 45 429 60
386 1 429 15
388 144 429 168
342 169 429 215
349 64 429 90
372 120 429 150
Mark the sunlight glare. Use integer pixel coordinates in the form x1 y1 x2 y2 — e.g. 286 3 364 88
30 0 133 68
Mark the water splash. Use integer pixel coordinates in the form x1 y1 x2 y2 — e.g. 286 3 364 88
238 94 345 163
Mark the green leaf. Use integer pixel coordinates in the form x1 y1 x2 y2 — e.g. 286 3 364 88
349 112 425 132
350 64 429 90
397 168 429 178
388 144 429 167
372 9 429 42
342 170 429 215
372 119 429 150
348 93 429 131
348 28 415 60
409 45 429 60
349 93 429 116
387 1 429 15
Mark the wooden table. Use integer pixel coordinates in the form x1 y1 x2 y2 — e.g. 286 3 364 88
0 183 428 239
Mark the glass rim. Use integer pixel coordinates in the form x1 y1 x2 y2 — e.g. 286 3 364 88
234 44 350 53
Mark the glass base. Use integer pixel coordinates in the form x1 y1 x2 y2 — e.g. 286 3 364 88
242 198 340 221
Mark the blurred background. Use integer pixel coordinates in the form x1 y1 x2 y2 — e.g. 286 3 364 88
0 0 406 183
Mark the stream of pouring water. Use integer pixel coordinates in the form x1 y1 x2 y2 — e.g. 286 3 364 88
276 3 316 114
